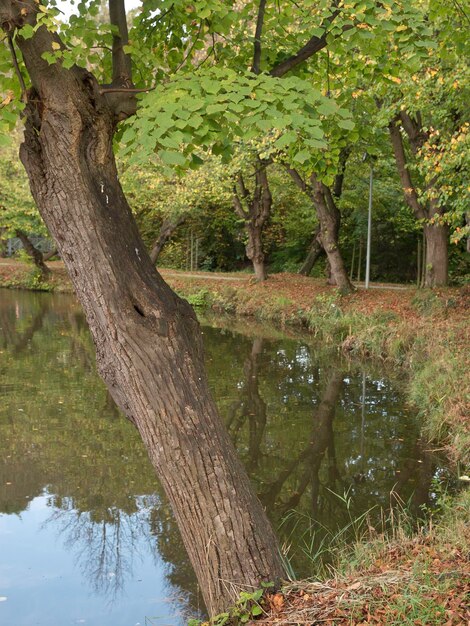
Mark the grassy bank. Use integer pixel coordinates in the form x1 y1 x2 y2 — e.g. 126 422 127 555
1 260 469 624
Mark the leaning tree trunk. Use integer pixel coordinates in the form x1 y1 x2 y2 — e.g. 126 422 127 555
424 223 449 288
298 225 323 276
149 215 186 264
286 167 352 292
14 23 284 617
15 229 50 277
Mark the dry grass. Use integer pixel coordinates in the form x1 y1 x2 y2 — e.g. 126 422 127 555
254 491 470 625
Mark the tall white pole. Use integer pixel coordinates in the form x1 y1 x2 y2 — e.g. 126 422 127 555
365 166 373 289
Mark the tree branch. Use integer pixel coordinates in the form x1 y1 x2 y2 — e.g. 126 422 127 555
109 0 132 86
149 215 186 264
255 163 272 223
285 166 309 194
99 86 154 95
233 190 248 219
7 34 27 100
389 118 426 220
333 145 350 198
399 111 427 155
251 0 267 74
270 2 346 77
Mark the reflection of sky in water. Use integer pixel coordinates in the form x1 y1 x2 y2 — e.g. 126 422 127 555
0 496 186 626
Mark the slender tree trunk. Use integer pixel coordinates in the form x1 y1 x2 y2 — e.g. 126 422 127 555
298 225 323 276
417 237 421 287
13 19 284 616
466 212 470 254
424 223 449 287
357 238 363 282
149 215 186 264
350 241 356 281
15 229 50 276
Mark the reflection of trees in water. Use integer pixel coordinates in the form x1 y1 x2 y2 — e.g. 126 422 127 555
227 338 267 471
1 294 444 612
208 330 441 577
1 293 195 613
267 370 343 517
44 495 159 600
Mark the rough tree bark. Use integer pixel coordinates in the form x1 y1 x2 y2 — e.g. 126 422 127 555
389 113 449 287
0 0 285 615
233 165 272 282
149 215 186 264
287 168 354 293
15 229 50 276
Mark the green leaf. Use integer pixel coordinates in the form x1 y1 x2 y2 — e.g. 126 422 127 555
293 149 311 164
317 100 338 116
337 119 355 130
275 131 297 149
20 24 35 40
158 150 186 166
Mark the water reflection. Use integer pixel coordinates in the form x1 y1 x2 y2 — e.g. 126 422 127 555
44 495 159 599
0 290 444 624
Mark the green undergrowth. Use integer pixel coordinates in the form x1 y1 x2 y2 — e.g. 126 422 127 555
188 584 274 626
0 266 55 291
336 484 470 576
331 487 470 625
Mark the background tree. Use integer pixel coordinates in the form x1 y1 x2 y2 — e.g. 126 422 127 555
0 133 52 274
120 154 234 265
375 0 470 286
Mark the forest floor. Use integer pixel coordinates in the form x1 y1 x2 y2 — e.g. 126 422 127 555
1 260 469 625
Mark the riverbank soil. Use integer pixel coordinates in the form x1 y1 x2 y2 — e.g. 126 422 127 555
1 259 468 320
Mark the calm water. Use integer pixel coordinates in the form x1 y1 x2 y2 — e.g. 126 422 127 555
0 290 443 625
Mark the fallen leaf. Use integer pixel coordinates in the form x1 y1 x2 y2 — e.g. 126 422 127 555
271 593 284 612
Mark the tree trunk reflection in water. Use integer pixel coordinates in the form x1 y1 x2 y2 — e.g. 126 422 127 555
260 370 343 514
226 338 267 471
